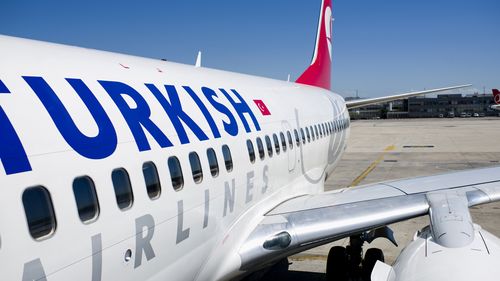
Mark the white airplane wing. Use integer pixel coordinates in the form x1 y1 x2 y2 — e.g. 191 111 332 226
238 166 500 270
345 84 471 109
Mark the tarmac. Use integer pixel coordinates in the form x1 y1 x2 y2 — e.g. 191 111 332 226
270 117 500 280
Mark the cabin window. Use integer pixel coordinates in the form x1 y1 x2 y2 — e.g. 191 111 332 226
265 135 273 157
143 162 161 199
222 145 233 172
309 126 314 141
315 125 319 139
321 124 325 137
300 128 306 144
294 129 300 147
189 152 203 183
280 132 287 152
207 148 219 177
247 139 256 163
287 131 293 149
23 186 56 240
273 133 280 155
306 127 311 143
73 176 100 223
112 168 134 210
256 137 265 160
168 156 184 191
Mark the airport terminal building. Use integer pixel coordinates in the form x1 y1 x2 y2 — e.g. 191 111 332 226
348 93 498 119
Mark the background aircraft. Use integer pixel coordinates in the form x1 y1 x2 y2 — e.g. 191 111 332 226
492 89 500 110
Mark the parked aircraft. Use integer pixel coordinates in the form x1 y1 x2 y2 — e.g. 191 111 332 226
491 89 500 110
0 1 498 281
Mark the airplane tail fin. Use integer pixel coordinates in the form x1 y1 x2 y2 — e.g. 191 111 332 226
493 89 500 104
296 0 333 90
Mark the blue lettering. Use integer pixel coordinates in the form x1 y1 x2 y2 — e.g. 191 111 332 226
0 80 9 93
0 106 32 174
145 84 208 144
220 89 261 132
24 77 117 159
99 81 172 151
202 87 238 136
182 86 221 139
0 80 31 175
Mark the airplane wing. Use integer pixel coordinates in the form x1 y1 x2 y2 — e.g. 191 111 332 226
238 166 500 270
345 84 471 109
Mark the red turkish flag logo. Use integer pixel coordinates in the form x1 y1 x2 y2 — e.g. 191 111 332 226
253 99 271 115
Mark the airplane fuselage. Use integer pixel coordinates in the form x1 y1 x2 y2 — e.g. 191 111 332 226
0 35 350 280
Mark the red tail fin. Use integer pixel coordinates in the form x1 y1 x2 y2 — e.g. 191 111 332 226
493 89 500 104
296 0 332 90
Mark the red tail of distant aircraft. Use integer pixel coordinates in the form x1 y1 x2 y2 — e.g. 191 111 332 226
491 89 500 110
493 89 500 104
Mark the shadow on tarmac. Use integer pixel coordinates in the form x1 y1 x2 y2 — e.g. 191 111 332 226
260 271 326 281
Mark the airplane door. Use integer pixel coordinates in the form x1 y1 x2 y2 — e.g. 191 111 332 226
282 121 296 172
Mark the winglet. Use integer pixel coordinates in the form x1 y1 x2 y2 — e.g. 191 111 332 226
296 0 333 90
493 89 500 105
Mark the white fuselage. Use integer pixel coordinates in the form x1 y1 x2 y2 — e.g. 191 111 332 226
0 35 349 280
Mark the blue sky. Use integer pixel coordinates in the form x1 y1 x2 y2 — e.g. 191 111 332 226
1 0 498 98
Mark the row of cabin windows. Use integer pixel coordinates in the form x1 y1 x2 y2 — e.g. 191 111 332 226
245 118 351 162
21 145 234 240
21 118 351 240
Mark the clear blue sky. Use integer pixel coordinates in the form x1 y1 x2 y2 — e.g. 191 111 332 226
1 0 498 98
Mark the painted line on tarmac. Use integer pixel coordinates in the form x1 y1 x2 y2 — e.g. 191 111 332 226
349 145 395 187
290 254 328 261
